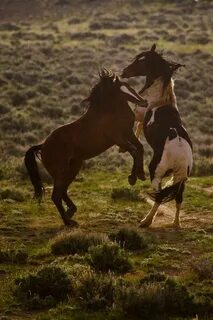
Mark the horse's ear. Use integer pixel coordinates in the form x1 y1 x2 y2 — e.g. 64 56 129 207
151 44 156 51
170 63 185 72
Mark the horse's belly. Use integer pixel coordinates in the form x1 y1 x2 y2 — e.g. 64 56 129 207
163 137 193 175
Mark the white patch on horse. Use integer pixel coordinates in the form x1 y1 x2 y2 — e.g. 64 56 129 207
152 134 193 191
147 107 158 126
120 85 140 100
141 77 177 110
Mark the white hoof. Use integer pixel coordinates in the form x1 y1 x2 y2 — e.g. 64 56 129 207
140 218 153 228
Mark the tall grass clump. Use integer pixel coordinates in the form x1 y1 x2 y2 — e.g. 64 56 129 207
51 231 109 255
192 158 213 176
14 267 71 309
87 243 132 274
74 269 115 310
116 277 194 319
110 228 147 251
111 187 141 201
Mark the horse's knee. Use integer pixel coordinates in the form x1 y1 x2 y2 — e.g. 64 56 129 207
52 189 62 205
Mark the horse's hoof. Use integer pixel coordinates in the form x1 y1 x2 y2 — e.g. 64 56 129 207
139 219 152 228
137 172 146 181
128 174 137 186
172 222 181 229
66 206 77 219
64 219 79 228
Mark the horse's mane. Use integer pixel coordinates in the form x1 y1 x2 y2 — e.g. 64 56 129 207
81 69 115 110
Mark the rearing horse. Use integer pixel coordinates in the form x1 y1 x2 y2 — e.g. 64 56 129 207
25 70 145 226
122 44 193 228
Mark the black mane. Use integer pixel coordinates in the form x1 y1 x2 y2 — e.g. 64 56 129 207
82 69 116 110
136 48 184 88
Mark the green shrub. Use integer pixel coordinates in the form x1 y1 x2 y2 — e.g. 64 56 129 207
116 278 194 319
163 278 194 316
87 243 132 274
0 248 28 264
111 187 141 201
109 228 147 251
140 272 167 284
0 188 24 202
15 267 71 309
51 231 109 255
192 158 213 176
75 270 115 310
116 282 164 319
191 258 213 280
193 292 213 317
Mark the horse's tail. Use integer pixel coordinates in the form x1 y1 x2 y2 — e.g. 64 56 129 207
148 181 185 204
24 144 44 201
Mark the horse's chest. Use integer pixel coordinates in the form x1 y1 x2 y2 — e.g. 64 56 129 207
143 111 162 145
118 109 135 127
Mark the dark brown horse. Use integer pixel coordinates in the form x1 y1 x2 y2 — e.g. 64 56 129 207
121 45 193 228
25 70 146 226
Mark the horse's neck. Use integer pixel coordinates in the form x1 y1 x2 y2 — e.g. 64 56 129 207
141 77 177 110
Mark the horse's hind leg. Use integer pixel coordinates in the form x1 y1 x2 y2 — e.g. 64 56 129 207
52 181 71 226
173 182 185 228
63 193 77 218
52 160 82 226
140 202 160 227
62 159 82 219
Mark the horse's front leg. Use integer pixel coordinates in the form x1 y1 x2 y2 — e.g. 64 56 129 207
115 138 144 186
127 132 146 183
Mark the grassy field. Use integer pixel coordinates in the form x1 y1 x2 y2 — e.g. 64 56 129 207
0 0 212 319
0 169 212 319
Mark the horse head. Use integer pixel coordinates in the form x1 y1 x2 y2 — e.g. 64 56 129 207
84 69 145 109
121 44 184 84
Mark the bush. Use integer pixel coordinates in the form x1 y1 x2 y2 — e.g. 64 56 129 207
163 278 194 316
11 92 27 106
0 248 28 264
193 292 213 317
15 267 71 309
111 187 141 201
191 258 213 280
116 278 194 319
192 158 213 176
140 272 167 284
116 282 164 319
51 231 109 255
87 243 132 274
109 228 147 251
0 188 24 202
75 270 115 310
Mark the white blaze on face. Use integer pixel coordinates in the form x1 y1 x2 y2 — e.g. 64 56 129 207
120 85 140 102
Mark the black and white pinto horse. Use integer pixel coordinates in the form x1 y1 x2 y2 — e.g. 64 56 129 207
121 44 193 228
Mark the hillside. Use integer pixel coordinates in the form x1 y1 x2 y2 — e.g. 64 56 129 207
0 0 212 176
